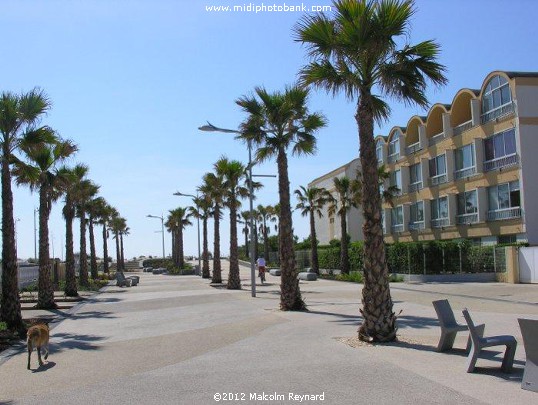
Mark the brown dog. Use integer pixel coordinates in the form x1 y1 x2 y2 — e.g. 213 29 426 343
27 323 50 370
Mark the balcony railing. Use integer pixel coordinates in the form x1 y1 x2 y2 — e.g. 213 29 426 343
483 153 519 172
454 166 477 180
481 102 515 124
388 153 400 164
408 221 425 231
453 120 473 136
456 212 478 225
430 173 447 186
391 224 404 233
428 132 445 146
408 181 423 193
431 217 450 228
406 142 422 155
487 207 522 221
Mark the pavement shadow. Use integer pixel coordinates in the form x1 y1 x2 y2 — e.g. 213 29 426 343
306 310 363 326
65 310 117 320
83 297 123 304
397 314 439 329
31 361 56 373
51 332 105 352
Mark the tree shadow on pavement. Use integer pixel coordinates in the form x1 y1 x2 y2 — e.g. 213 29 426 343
51 332 106 352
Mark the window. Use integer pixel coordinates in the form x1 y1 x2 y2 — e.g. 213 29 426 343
409 162 422 192
454 143 476 179
376 140 384 163
481 75 512 122
429 154 447 185
457 190 478 215
391 206 403 230
389 169 402 194
410 201 424 230
431 196 449 228
487 181 521 220
388 136 400 161
499 235 517 244
483 128 517 171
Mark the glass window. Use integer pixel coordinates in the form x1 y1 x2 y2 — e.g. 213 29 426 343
389 136 400 157
457 190 478 215
482 75 511 115
390 169 401 190
431 196 449 219
376 140 384 162
488 181 520 210
429 154 446 177
410 201 424 223
410 162 422 184
484 129 516 161
455 144 475 171
391 206 403 225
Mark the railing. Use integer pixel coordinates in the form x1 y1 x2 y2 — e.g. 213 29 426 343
388 153 400 163
453 120 473 136
456 212 478 225
391 224 404 233
487 207 522 221
454 166 476 180
481 102 515 124
408 181 423 193
483 153 519 172
430 173 447 186
428 132 445 146
408 221 425 231
406 142 422 155
431 217 450 228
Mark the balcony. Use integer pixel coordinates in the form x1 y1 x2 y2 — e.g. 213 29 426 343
481 102 515 124
430 173 447 186
408 181 423 193
428 132 445 147
408 221 425 231
453 120 473 136
406 142 422 155
487 207 522 221
456 212 478 225
388 153 400 164
483 154 519 172
431 217 450 228
454 166 477 180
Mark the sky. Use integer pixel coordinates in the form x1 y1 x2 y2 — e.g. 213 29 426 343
1 0 538 261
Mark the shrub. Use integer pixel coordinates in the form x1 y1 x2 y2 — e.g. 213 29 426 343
0 321 7 331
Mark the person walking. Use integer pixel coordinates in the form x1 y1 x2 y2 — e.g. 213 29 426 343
256 257 266 284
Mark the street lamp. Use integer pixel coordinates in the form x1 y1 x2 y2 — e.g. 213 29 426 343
173 191 202 276
147 214 165 259
199 121 257 297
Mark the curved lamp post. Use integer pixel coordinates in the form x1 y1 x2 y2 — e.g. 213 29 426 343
146 214 165 259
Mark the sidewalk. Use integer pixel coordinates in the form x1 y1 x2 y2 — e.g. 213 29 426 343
0 262 536 404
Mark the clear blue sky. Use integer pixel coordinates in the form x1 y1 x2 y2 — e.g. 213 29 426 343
2 0 537 260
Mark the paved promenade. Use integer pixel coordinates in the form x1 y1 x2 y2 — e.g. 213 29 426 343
1 262 537 404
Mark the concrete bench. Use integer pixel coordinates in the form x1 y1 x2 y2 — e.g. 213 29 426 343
298 272 317 281
115 272 132 287
433 299 479 352
269 269 281 276
518 318 538 392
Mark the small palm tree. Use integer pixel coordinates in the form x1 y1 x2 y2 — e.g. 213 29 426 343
14 135 77 308
192 194 214 278
93 199 114 274
0 88 52 330
109 213 125 271
237 85 326 311
167 207 192 268
200 171 226 283
86 197 106 279
257 204 276 262
76 181 99 286
295 186 332 274
328 176 360 274
295 0 447 341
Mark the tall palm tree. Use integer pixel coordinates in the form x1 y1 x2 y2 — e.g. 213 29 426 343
59 164 89 296
237 85 326 311
0 88 51 330
192 194 213 278
167 207 192 268
120 225 129 269
86 197 106 279
93 199 114 274
14 136 77 309
239 210 252 260
77 181 99 286
200 172 226 283
295 0 447 340
294 186 332 274
215 157 251 290
109 213 124 272
328 176 360 274
256 204 275 262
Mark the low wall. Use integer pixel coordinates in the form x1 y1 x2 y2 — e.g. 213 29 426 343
396 272 497 283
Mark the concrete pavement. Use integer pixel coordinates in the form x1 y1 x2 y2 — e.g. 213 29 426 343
0 262 537 404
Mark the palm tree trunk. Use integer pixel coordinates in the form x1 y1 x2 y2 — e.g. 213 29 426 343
309 210 319 274
37 186 56 309
0 151 23 331
202 217 210 278
340 210 350 274
89 216 98 279
227 201 241 290
277 148 305 311
79 211 89 286
263 219 269 260
115 232 121 272
244 224 249 259
356 92 396 342
120 234 125 270
178 227 184 268
64 199 78 296
212 206 222 283
102 224 109 274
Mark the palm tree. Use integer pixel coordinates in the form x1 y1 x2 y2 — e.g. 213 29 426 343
192 194 213 278
328 176 360 274
294 186 332 274
237 85 326 311
200 171 226 283
59 164 89 296
166 207 192 268
295 0 447 341
215 157 251 290
93 199 114 274
87 197 106 279
76 181 99 286
0 88 51 330
120 225 129 269
14 136 77 309
257 204 275 262
239 210 252 260
109 213 124 272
